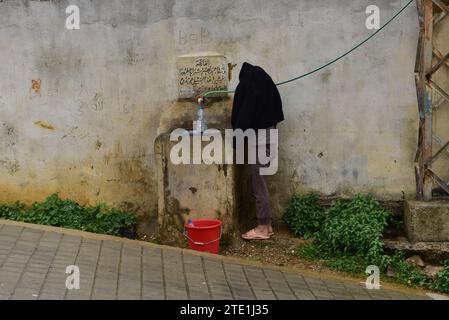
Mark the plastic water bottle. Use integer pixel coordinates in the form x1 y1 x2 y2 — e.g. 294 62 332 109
195 98 207 133
196 106 207 133
187 219 195 227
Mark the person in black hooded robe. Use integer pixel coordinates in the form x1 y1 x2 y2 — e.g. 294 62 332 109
232 62 284 240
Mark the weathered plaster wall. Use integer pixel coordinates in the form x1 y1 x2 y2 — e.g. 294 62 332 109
0 0 446 225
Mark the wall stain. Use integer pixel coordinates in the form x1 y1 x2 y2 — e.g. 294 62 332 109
2 123 16 148
352 169 359 181
0 160 20 175
30 79 41 95
189 187 198 194
95 140 103 150
0 122 19 175
91 93 104 111
228 63 237 81
321 70 332 82
125 46 143 65
218 164 228 177
34 121 56 131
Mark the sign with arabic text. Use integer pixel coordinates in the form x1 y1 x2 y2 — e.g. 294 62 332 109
177 55 228 99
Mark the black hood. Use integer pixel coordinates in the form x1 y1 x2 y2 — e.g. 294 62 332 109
232 62 284 131
239 62 254 83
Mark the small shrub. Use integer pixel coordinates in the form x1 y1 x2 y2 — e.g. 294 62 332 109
432 261 449 293
317 194 391 262
387 252 429 288
288 193 449 293
0 194 137 237
0 202 24 220
283 193 324 238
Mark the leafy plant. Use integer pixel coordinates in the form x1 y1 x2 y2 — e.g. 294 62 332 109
432 261 449 293
0 202 25 220
386 252 429 288
326 255 371 274
0 194 137 237
283 193 324 238
317 194 391 262
288 193 449 294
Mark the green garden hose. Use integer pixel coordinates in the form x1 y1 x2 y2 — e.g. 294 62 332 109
202 0 415 98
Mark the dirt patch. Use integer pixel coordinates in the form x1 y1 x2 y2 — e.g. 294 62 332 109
151 223 347 275
221 226 335 274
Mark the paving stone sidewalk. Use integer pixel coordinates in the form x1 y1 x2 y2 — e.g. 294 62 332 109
0 221 437 300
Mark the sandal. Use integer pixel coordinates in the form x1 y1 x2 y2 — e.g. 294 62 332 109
241 228 270 240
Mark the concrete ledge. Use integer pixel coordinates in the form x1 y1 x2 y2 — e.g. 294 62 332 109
384 238 449 263
405 200 449 243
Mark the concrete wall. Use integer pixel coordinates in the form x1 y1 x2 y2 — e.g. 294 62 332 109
0 0 446 227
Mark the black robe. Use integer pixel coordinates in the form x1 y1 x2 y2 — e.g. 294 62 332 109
231 62 284 131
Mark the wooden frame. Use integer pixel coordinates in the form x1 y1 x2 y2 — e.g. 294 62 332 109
415 0 449 200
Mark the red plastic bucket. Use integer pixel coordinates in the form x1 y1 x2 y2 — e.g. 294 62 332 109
184 219 222 254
